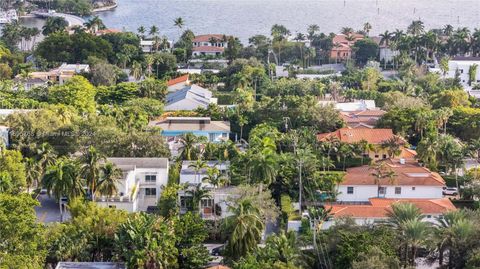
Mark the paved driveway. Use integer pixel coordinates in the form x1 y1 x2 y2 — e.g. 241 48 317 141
35 194 70 223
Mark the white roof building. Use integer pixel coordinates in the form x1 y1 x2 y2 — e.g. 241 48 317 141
319 100 377 112
165 85 217 111
446 56 480 92
95 158 169 212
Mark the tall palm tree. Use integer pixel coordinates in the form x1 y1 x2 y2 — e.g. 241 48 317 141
387 202 427 266
468 64 478 86
137 25 146 39
369 161 396 197
202 166 228 188
381 136 404 158
188 159 208 184
84 16 106 33
307 24 320 40
407 20 425 36
225 199 264 260
97 162 122 198
79 146 106 201
417 135 439 169
43 157 84 221
185 183 211 214
149 25 159 38
179 133 200 161
24 157 40 192
130 61 143 80
35 142 57 176
363 22 372 36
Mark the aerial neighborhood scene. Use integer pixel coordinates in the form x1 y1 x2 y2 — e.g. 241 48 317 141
2 0 480 268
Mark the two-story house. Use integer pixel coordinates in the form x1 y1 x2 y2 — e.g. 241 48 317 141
95 158 169 212
192 34 228 57
178 160 233 219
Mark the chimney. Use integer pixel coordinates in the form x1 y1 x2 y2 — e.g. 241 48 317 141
399 158 405 165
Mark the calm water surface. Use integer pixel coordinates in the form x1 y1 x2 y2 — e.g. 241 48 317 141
97 0 480 42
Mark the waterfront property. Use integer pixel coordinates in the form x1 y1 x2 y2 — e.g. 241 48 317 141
15 63 90 89
446 56 480 91
95 158 169 212
192 34 228 58
330 33 364 62
165 84 217 111
322 197 456 229
337 158 446 202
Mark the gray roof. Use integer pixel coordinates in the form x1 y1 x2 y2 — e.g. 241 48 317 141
149 117 230 132
166 84 212 107
55 262 125 269
107 158 169 170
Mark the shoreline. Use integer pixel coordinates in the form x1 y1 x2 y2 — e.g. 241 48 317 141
93 3 118 13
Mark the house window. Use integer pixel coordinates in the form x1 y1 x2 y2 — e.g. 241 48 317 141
378 187 386 195
395 187 401 194
145 174 157 183
109 205 116 209
374 154 379 158
347 187 354 194
201 198 214 207
180 196 193 209
412 187 416 191
222 133 228 138
382 154 387 159
209 133 216 141
145 188 156 196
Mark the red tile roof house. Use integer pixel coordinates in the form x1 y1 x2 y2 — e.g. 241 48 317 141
167 74 190 92
317 127 411 161
330 33 364 62
337 158 446 202
192 34 228 57
340 109 387 129
322 197 456 229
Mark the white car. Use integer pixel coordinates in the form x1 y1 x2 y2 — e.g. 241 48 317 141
442 187 458 196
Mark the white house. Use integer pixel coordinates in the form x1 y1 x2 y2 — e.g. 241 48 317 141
178 160 232 219
15 63 90 90
0 126 9 147
337 159 446 202
95 158 169 212
140 39 173 53
322 197 456 229
165 85 217 111
446 56 480 91
319 100 377 112
192 34 228 58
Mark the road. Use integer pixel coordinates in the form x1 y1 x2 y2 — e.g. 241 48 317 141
32 11 85 27
35 194 70 223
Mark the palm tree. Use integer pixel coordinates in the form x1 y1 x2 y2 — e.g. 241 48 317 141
341 27 354 36
387 202 427 266
369 162 396 197
96 162 122 199
225 199 264 260
188 159 208 184
363 22 372 36
307 24 320 40
417 135 439 169
149 25 159 38
79 146 106 201
35 142 57 176
179 133 200 161
407 20 425 36
202 166 228 188
173 17 185 47
43 157 84 222
468 64 478 86
381 136 404 158
444 24 454 37
130 61 142 80
185 183 211 214
137 25 146 39
84 16 105 33
42 16 68 36
24 157 40 192
238 115 248 139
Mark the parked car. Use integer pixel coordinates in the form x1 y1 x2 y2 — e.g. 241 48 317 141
443 187 458 196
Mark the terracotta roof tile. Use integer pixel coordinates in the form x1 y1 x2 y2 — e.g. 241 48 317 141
167 75 189 87
317 128 396 144
193 34 227 42
327 198 455 218
341 161 445 186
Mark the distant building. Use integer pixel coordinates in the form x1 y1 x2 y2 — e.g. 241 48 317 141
336 159 446 202
447 56 480 90
340 109 386 128
167 74 190 92
165 85 217 111
0 126 9 147
317 127 412 161
192 34 228 57
140 39 173 53
95 158 169 212
330 33 364 62
55 262 125 269
149 117 230 155
15 63 90 89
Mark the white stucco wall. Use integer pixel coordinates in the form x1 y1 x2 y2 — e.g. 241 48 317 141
337 185 444 202
447 60 480 90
